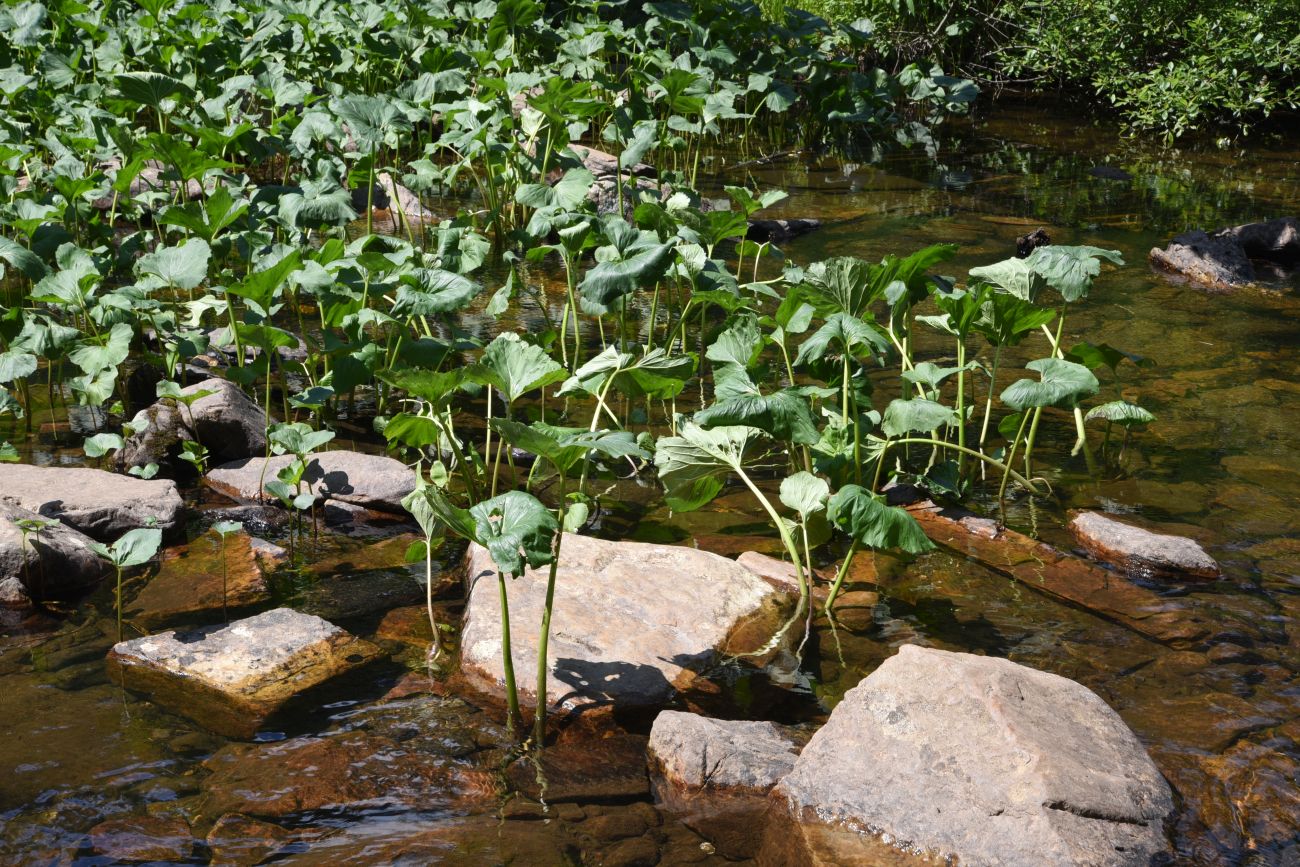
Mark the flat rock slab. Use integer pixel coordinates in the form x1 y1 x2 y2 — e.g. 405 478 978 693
1070 510 1220 580
888 487 1211 647
459 534 794 712
126 529 272 629
769 645 1175 866
89 815 195 863
205 451 415 513
505 733 651 803
0 463 185 540
649 711 803 858
0 501 107 600
107 607 384 739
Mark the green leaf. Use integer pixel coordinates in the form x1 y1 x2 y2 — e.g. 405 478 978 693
1085 401 1155 427
1000 358 1099 411
973 292 1056 347
516 166 595 211
1065 342 1155 373
695 383 821 446
0 441 18 462
654 422 758 512
83 433 124 457
968 257 1046 303
0 351 37 384
828 484 933 554
489 419 648 474
99 527 164 568
468 490 559 577
1023 245 1124 303
0 236 48 281
793 313 889 367
881 398 959 438
779 471 829 518
393 268 481 316
135 238 211 291
116 72 193 108
480 332 567 404
69 323 132 376
212 520 243 536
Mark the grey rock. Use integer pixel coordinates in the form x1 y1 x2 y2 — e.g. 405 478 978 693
0 576 32 609
205 451 415 513
769 644 1174 866
1223 216 1300 265
91 159 204 207
746 218 821 243
460 534 795 711
1150 229 1255 288
0 501 108 600
0 463 185 541
1070 510 1220 580
570 143 655 178
649 711 801 858
107 607 384 739
118 378 267 473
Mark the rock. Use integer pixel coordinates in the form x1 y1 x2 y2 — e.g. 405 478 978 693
352 172 437 234
205 450 415 513
206 813 296 866
1069 510 1220 580
106 608 385 738
249 536 289 569
599 836 661 867
1016 226 1051 257
92 158 204 207
88 815 194 863
506 734 651 803
201 730 495 820
1149 229 1256 289
271 814 576 865
648 711 801 858
118 378 267 473
747 218 821 244
0 463 185 541
0 501 107 600
125 528 272 629
1222 216 1300 265
374 604 434 647
570 143 655 178
0 576 32 609
736 550 826 600
582 811 649 841
768 645 1175 866
460 534 794 712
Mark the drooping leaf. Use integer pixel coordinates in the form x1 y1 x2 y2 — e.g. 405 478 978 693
1000 358 1100 411
468 490 559 576
654 422 758 512
135 238 211 291
828 484 933 554
480 332 566 403
779 471 829 518
1085 401 1156 427
0 351 37 384
881 398 959 438
1023 245 1124 303
793 313 889 367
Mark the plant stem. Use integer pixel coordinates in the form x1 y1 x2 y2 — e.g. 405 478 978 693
497 570 521 737
824 538 860 613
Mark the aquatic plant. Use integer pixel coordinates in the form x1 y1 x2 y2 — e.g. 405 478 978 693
89 526 163 642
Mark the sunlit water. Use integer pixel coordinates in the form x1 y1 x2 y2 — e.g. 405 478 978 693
3 99 1299 865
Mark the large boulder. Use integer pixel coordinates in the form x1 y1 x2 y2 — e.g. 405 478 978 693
205 451 415 513
459 534 795 713
1069 510 1220 581
106 607 384 738
649 711 802 858
0 463 185 540
118 378 267 474
1223 216 1300 265
767 645 1175 866
0 502 108 600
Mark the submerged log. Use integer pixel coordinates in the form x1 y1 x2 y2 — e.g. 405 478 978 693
886 486 1211 647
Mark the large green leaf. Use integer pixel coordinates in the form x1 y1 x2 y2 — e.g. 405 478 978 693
480 332 566 403
973 292 1056 347
468 490 559 577
1000 358 1099 411
393 269 481 316
828 484 933 554
91 527 163 568
0 236 48 281
516 167 595 211
0 351 37 384
578 219 675 315
1023 245 1124 303
881 397 958 438
654 422 758 512
968 257 1046 303
135 238 211 291
695 381 820 446
69 322 132 376
489 419 647 474
779 471 829 519
560 345 694 400
116 72 193 108
793 313 889 367
1085 400 1155 427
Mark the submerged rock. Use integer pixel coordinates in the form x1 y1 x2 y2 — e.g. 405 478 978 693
89 815 194 863
205 813 296 866
1149 217 1300 289
125 528 273 629
107 607 384 738
1069 510 1220 581
0 501 107 600
0 463 185 541
506 733 651 803
118 378 267 474
767 645 1174 866
205 451 415 513
747 218 821 243
459 534 795 713
649 711 802 858
1016 226 1051 257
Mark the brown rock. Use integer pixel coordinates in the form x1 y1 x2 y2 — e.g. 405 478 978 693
582 811 649 842
1149 229 1255 289
107 608 385 739
0 501 107 600
1069 510 1220 580
460 535 795 712
506 734 650 803
599 836 661 867
126 528 271 629
206 813 295 866
89 815 194 863
374 605 435 647
118 378 267 474
735 551 828 601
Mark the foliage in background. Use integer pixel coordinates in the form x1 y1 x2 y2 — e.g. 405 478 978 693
789 0 1300 141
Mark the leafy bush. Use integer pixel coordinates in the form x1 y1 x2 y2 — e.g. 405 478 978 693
791 0 1300 140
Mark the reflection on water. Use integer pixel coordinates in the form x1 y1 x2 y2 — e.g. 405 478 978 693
3 99 1300 865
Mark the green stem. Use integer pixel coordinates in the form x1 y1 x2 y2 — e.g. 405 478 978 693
824 538 860 614
497 570 521 738
882 437 1045 496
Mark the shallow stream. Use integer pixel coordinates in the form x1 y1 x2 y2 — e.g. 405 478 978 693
3 99 1299 865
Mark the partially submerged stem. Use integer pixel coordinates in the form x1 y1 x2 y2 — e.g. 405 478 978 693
497 570 521 737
